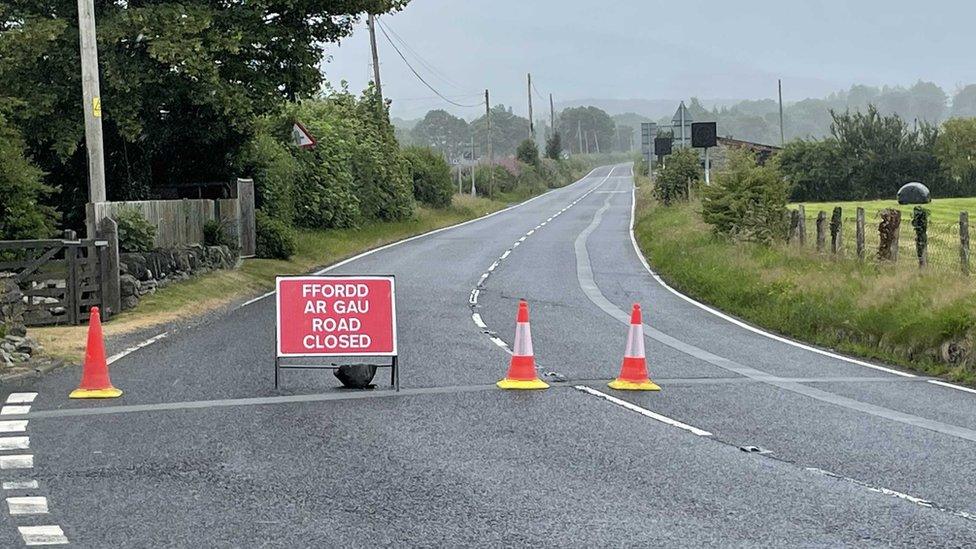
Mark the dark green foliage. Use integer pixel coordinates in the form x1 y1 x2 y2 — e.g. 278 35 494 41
255 210 296 260
701 149 789 243
557 106 615 155
115 208 156 252
470 105 530 157
654 148 701 205
0 113 57 240
545 132 562 160
912 206 929 264
412 110 469 160
402 146 453 208
203 219 235 248
237 124 300 226
516 139 540 167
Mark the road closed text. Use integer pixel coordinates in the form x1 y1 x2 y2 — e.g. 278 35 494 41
276 276 397 357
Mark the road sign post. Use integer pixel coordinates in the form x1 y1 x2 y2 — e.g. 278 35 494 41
275 275 398 390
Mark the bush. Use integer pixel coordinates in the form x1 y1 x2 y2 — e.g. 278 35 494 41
203 219 235 248
0 113 57 240
701 149 789 243
255 210 296 260
545 132 562 160
402 146 453 208
655 148 701 205
115 208 156 252
238 124 300 225
516 139 540 167
474 164 518 196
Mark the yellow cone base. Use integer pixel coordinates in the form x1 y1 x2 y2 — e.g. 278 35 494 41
69 387 123 399
608 378 661 391
496 378 549 390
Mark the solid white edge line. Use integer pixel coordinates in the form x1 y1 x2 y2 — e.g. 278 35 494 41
3 480 39 490
107 332 169 365
18 525 68 546
575 385 713 437
927 380 976 395
0 421 27 433
626 185 917 379
0 436 30 450
5 393 37 404
7 496 48 515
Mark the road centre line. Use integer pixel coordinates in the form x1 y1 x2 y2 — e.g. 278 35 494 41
573 175 976 443
575 385 712 436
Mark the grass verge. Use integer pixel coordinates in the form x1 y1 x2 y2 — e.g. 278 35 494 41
634 183 976 385
33 194 521 363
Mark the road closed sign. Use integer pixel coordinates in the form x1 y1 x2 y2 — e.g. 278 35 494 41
276 276 397 357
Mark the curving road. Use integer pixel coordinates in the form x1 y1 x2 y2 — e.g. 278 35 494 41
2 165 976 546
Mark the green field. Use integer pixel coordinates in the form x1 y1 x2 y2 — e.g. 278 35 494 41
796 197 976 224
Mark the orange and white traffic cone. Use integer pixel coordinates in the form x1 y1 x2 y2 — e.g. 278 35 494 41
608 304 660 391
496 299 549 390
69 307 123 399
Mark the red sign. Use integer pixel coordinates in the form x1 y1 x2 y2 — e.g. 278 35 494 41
276 276 397 357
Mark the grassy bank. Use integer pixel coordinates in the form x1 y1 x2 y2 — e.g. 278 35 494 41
33 194 517 363
634 183 976 384
797 197 976 224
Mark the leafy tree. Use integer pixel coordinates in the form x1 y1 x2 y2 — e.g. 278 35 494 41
412 109 469 161
779 139 848 201
935 118 976 185
556 106 615 155
0 113 57 239
470 105 530 157
951 85 976 118
545 132 562 160
402 146 453 208
516 139 540 167
701 149 789 243
0 0 409 229
654 148 701 205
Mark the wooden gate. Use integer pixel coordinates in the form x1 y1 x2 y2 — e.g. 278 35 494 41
0 238 112 326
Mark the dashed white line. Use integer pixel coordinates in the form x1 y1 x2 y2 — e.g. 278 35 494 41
0 437 30 451
518 236 526 242
469 289 479 305
490 336 512 352
0 421 27 433
472 314 487 329
18 525 68 546
2 480 38 490
526 229 535 236
575 385 713 437
487 261 500 272
500 250 511 260
7 496 48 515
1 405 30 416
5 393 36 404
0 455 33 469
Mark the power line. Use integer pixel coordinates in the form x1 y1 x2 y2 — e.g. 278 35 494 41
375 18 483 108
379 20 475 94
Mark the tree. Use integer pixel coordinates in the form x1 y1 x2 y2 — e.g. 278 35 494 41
908 80 947 123
556 106 615 154
412 110 469 161
0 113 57 239
951 85 976 118
654 148 701 205
516 139 540 167
470 105 530 157
935 118 976 182
545 132 562 160
702 149 788 244
402 146 453 208
0 0 409 228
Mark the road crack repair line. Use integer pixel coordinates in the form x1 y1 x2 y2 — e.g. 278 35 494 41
0 392 68 546
467 167 617 355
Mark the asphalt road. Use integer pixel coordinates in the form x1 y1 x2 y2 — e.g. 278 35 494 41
3 165 976 547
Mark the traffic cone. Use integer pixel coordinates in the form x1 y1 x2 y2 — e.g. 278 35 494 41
496 300 549 390
608 304 660 391
69 307 123 399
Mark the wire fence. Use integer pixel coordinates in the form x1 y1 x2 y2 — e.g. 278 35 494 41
791 206 971 275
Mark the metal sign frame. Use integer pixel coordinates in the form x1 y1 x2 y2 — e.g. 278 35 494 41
274 274 399 391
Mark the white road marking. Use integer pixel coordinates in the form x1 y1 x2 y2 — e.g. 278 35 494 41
5 393 36 404
526 229 535 236
0 421 27 433
107 332 169 365
472 314 487 329
927 380 976 395
7 496 48 515
0 436 30 450
0 455 33 469
512 242 520 248
18 525 68 546
478 273 490 285
487 261 499 272
500 250 511 260
575 385 713 437
3 480 38 490
626 185 916 379
518 236 526 242
1 405 30 416
469 289 480 305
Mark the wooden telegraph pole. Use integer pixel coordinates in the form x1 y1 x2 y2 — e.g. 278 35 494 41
485 89 493 199
368 14 382 100
78 0 106 237
527 73 534 139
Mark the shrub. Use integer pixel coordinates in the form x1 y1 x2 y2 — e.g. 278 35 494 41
238 124 300 225
516 139 540 167
655 148 702 205
701 149 789 243
474 164 518 196
0 113 57 240
402 146 453 208
255 210 296 260
203 219 235 248
545 132 562 160
115 208 156 252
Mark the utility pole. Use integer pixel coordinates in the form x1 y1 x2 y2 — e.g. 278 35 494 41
470 135 476 197
78 0 106 237
577 119 583 154
778 79 785 146
368 14 382 100
680 100 686 148
527 73 534 139
549 94 555 140
584 130 590 154
486 89 493 199
593 131 600 154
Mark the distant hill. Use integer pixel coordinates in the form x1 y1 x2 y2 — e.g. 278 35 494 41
555 98 746 119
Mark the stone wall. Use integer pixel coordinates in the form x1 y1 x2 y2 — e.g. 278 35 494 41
0 273 38 368
119 245 238 310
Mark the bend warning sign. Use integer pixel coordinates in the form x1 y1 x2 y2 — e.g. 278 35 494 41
276 276 397 357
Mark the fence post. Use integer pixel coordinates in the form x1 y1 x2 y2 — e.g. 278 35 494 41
788 210 800 244
97 217 121 317
829 207 843 255
815 211 826 252
878 208 901 262
912 206 928 268
855 207 865 261
797 205 806 246
65 243 79 324
961 211 971 276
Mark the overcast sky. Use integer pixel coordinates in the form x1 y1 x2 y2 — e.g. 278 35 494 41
322 0 974 120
